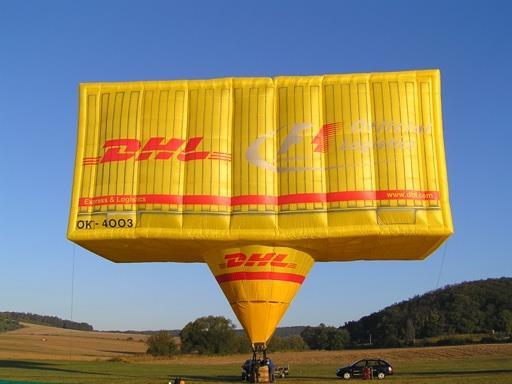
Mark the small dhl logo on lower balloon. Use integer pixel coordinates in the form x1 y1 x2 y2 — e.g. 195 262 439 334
219 253 297 269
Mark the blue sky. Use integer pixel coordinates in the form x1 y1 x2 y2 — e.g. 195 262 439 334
0 0 510 331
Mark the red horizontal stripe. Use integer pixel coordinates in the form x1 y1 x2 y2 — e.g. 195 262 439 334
78 190 440 207
216 271 305 284
231 195 277 205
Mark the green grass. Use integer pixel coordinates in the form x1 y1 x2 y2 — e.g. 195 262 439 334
0 356 511 384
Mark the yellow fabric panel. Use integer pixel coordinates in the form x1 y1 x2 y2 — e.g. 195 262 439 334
232 302 290 346
68 69 452 263
204 246 314 346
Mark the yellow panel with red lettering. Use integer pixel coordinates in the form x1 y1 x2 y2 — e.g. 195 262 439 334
69 70 452 262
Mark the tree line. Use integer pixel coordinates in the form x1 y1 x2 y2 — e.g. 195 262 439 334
0 315 21 333
146 315 312 356
147 278 512 355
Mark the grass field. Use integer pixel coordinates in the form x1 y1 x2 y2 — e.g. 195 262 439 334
0 324 511 383
0 355 511 384
0 323 148 361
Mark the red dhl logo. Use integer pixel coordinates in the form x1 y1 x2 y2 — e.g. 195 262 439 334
219 252 297 270
82 137 231 165
81 122 342 166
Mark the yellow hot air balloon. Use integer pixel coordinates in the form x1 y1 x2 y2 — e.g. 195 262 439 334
68 70 453 351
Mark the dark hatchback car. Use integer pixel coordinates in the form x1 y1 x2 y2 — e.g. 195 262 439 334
336 359 393 380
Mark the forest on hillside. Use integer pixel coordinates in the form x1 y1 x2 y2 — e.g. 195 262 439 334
342 277 512 347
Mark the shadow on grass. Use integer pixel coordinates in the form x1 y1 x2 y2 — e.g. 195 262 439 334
179 375 244 382
99 350 140 355
181 375 333 382
278 376 337 381
0 360 113 376
407 368 512 376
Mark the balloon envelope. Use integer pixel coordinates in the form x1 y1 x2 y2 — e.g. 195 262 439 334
68 70 453 347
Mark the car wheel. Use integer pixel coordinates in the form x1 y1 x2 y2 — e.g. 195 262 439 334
377 372 385 379
343 372 351 380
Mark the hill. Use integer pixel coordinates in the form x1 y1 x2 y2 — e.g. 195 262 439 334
0 322 147 360
104 325 306 338
273 326 306 338
342 277 512 347
234 326 305 338
0 311 93 332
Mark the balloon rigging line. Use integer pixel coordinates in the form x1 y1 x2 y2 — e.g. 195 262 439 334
71 245 76 322
435 242 448 289
69 245 76 358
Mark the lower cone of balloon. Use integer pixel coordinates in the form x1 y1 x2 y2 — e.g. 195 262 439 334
204 245 314 349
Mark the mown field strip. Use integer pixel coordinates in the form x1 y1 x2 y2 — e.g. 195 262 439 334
0 354 511 384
